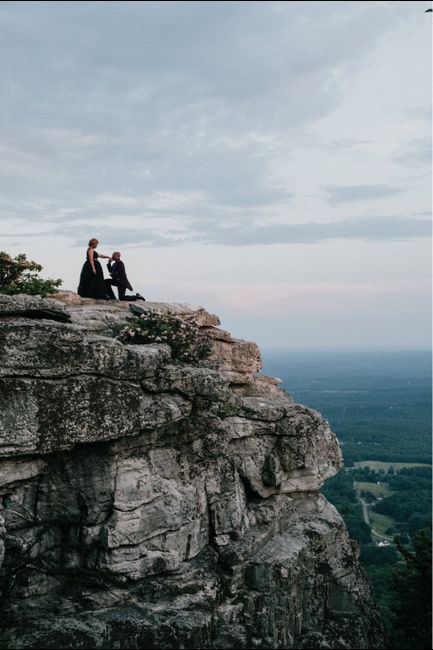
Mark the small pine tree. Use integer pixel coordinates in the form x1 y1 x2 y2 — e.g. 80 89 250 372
0 252 62 297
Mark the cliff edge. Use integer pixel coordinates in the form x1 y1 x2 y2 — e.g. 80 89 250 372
0 292 384 649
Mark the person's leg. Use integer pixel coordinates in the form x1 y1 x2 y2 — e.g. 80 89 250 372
104 279 117 299
119 286 139 300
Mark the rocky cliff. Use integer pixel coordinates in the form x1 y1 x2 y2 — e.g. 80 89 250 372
0 292 384 649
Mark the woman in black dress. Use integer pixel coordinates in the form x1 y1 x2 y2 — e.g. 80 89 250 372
78 238 111 299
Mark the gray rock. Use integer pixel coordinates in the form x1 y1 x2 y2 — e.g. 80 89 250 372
129 302 221 327
0 375 191 456
0 293 71 322
0 293 384 649
0 318 170 379
0 512 5 572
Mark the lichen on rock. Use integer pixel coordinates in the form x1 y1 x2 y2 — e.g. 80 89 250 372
0 293 385 649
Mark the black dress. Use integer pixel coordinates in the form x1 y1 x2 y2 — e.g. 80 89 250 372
77 249 108 299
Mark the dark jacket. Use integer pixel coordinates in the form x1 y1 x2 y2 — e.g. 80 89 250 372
107 260 133 291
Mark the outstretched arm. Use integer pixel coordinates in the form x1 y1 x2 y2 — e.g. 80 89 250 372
98 253 111 259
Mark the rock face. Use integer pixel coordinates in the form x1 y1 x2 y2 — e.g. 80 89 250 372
0 294 384 649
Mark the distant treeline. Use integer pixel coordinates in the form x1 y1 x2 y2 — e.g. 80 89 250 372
332 410 431 464
292 386 431 465
353 465 432 478
343 446 431 465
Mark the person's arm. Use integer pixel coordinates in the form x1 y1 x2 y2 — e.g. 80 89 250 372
98 253 111 259
88 248 97 274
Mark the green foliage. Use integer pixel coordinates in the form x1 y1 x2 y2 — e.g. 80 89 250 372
322 470 372 544
394 465 432 479
395 530 410 545
373 489 431 524
315 395 431 466
407 512 432 537
325 464 432 648
361 489 377 503
0 628 13 648
116 310 212 364
360 544 399 567
0 251 62 297
349 465 431 538
389 527 432 649
361 544 399 631
364 564 395 632
345 511 372 544
322 470 357 511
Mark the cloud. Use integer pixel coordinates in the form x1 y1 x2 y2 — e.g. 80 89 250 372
392 138 432 167
183 214 433 246
37 213 429 248
323 184 404 204
0 0 411 223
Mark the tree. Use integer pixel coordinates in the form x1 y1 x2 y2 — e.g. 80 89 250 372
361 544 398 567
345 515 372 544
363 490 376 504
389 527 432 649
0 252 62 296
407 512 431 537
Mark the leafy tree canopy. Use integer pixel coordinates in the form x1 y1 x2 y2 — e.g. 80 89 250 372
0 252 62 297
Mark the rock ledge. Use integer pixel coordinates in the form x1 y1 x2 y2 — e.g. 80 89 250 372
0 293 384 649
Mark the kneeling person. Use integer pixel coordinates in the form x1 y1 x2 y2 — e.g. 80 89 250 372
105 252 145 301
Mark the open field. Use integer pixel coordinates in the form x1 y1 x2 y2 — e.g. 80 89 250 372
354 481 393 498
369 510 395 539
353 460 431 471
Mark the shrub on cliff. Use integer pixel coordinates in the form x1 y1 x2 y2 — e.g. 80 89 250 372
0 252 62 297
115 309 212 364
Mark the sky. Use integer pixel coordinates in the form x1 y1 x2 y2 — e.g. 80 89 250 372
1 0 431 351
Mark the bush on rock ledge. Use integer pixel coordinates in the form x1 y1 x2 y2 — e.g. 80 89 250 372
0 252 62 297
115 309 212 364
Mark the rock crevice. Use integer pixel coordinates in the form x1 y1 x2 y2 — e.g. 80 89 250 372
0 293 384 649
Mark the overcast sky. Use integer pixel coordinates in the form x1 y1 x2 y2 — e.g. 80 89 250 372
1 0 431 351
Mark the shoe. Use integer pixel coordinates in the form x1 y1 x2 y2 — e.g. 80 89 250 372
135 293 145 301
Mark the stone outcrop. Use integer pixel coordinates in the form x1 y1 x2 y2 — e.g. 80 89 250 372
0 293 384 649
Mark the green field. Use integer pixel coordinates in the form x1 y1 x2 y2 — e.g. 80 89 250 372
369 510 395 539
353 460 431 471
354 481 393 498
